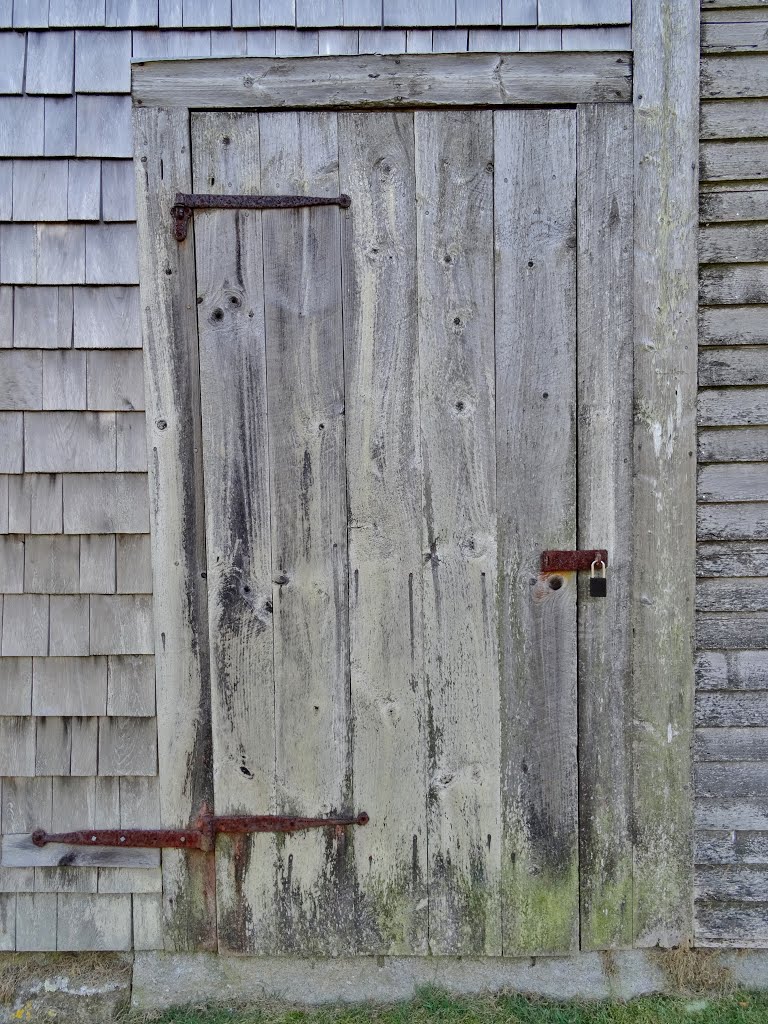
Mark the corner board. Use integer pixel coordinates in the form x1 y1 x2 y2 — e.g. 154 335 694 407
131 51 632 110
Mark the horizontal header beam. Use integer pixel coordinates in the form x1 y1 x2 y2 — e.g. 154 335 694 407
132 52 631 109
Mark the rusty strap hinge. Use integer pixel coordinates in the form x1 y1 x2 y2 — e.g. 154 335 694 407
171 192 352 241
32 809 369 853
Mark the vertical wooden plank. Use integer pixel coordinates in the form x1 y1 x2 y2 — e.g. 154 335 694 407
414 109 501 955
257 110 352 954
191 111 276 955
338 111 428 954
577 103 634 950
495 108 579 955
132 105 216 951
632 0 698 946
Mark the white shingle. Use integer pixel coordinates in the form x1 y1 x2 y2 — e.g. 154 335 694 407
0 32 26 93
432 29 467 51
0 287 11 347
76 96 132 158
468 28 519 50
158 0 183 25
132 28 210 57
0 98 45 156
384 0 454 26
275 28 317 54
26 31 75 94
297 0 341 27
561 26 631 49
358 29 405 52
232 0 259 27
75 30 132 92
12 160 69 221
519 27 561 49
318 28 357 53
0 225 36 284
456 0 500 25
67 160 102 220
502 0 536 23
406 29 431 53
211 29 247 54
538 0 630 25
259 0 295 26
245 29 276 53
343 0 379 26
0 161 10 219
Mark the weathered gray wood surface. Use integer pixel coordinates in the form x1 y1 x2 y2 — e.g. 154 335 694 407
191 110 276 955
259 111 352 955
702 55 768 98
133 105 216 951
132 52 632 108
632 0 697 946
338 110 429 955
495 108 579 956
576 102 634 951
415 109 501 955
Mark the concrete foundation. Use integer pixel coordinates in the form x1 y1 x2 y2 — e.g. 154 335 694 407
1 948 768 1021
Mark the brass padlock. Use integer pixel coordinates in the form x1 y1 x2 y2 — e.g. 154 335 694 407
589 558 607 597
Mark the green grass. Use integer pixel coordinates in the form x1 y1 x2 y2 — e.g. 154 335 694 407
129 989 768 1024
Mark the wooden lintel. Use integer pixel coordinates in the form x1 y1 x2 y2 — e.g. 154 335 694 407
131 51 632 110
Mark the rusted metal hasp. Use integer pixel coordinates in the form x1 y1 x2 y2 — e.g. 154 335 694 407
171 191 352 241
32 810 369 853
541 549 608 573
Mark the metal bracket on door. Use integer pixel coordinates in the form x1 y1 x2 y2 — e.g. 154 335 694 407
540 549 608 572
171 192 352 241
31 808 369 853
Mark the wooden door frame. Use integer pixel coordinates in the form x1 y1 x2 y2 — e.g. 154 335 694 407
131 2 698 952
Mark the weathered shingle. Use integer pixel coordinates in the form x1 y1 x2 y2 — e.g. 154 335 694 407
101 161 136 222
432 29 468 51
0 32 26 93
90 595 154 655
49 0 107 27
75 30 132 92
80 534 116 594
32 657 108 716
318 28 357 53
76 96 132 158
0 287 11 347
232 0 258 27
456 0 500 25
0 656 32 715
245 29 276 53
116 535 152 594
561 26 631 49
276 29 316 55
116 411 146 471
538 0 630 25
63 473 149 533
97 717 157 775
0 413 23 472
211 28 247 55
107 654 155 716
38 225 86 285
8 474 63 533
0 536 24 593
2 594 49 656
26 31 75 94
12 160 69 221
0 718 36 775
159 0 183 26
44 96 77 155
297 0 341 28
183 0 231 27
85 224 139 285
259 0 295 26
49 594 90 655
42 350 86 409
14 287 74 349
0 352 43 411
73 287 140 349
24 412 117 473
342 0 379 26
502 0 536 23
86 351 145 411
520 27 561 50
35 716 73 774
0 162 10 221
358 29 405 52
132 28 211 57
0 99 44 157
106 0 159 26
24 535 80 593
12 0 49 28
384 0 454 26
67 161 102 221
0 225 36 283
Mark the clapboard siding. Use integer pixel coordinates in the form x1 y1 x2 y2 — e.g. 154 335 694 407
696 10 768 947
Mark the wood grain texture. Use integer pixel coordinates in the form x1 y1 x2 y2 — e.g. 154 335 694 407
495 108 579 956
259 110 352 955
701 141 768 184
696 830 768 864
698 502 768 541
132 52 632 108
699 463 768 502
699 347 768 387
697 650 768 689
133 105 216 951
631 0 697 947
576 103 634 951
415 109 501 955
701 99 768 140
702 55 768 98
699 388 768 427
701 190 768 224
191 110 277 955
338 110 429 955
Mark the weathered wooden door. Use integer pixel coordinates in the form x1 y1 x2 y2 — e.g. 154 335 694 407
190 105 633 957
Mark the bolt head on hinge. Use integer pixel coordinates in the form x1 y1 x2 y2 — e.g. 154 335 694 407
172 204 192 241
